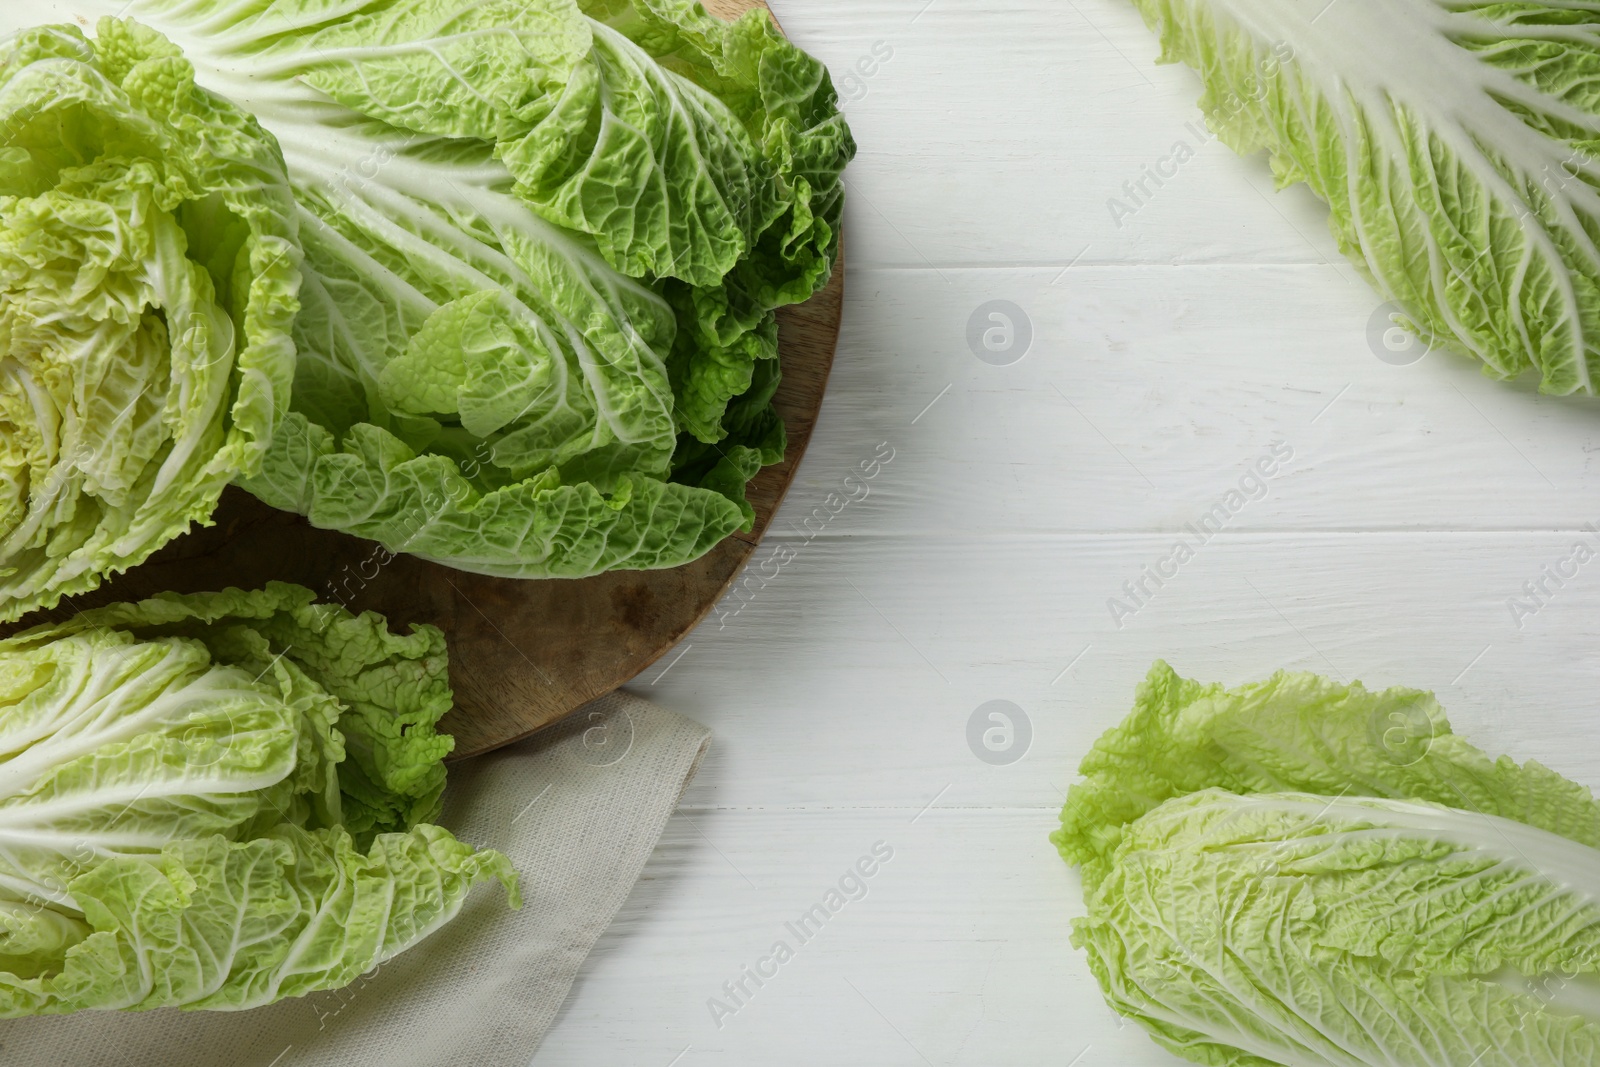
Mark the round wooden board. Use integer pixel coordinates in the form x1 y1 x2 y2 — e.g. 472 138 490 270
8 0 841 760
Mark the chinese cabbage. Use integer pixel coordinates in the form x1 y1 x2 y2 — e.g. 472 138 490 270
0 583 516 1015
1056 663 1600 1066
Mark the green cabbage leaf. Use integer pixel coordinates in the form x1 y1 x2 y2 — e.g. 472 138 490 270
1056 662 1600 1066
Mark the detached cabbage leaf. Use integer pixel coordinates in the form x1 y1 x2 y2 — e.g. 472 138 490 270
0 21 300 620
0 583 516 1015
1127 0 1600 394
1055 663 1600 1067
6 0 852 578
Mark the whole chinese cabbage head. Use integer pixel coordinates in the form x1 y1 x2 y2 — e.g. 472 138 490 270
0 21 300 621
0 583 516 1016
1056 663 1600 1067
2 0 853 580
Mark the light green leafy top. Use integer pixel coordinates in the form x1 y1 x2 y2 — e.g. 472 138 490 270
1055 661 1600 890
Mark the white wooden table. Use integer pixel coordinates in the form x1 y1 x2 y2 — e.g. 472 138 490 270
532 2 1600 1064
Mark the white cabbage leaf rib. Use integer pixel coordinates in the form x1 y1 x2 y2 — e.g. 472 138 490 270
1130 0 1600 393
0 631 316 911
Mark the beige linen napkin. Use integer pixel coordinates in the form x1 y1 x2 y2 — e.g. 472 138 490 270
0 690 709 1067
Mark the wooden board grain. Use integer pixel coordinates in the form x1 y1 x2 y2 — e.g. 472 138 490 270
701 0 764 18
9 0 842 759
